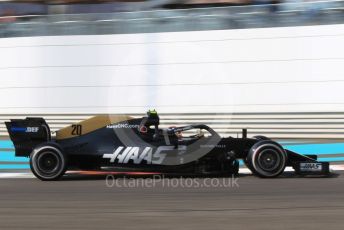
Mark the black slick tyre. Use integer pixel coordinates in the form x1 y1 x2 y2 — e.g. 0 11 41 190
30 144 67 181
246 140 287 178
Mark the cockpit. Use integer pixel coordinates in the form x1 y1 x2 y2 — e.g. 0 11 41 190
139 110 219 145
139 109 160 139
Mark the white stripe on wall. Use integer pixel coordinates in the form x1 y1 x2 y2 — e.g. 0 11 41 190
2 112 344 139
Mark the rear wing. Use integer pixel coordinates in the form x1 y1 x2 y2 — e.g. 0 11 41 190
5 118 51 157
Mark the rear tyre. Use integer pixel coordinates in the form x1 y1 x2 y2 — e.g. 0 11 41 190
246 140 287 178
30 144 67 181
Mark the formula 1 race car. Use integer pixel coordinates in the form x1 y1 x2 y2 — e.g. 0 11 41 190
5 110 330 180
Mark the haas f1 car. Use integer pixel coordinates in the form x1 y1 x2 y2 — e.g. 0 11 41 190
6 111 330 180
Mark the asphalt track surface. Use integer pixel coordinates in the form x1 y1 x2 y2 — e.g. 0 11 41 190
0 171 344 230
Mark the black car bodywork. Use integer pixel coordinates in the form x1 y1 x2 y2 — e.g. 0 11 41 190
5 111 330 180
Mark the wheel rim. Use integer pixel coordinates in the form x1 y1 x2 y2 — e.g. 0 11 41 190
250 143 287 177
257 149 281 172
37 151 60 174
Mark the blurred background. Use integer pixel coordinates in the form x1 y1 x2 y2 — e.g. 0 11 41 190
0 0 343 37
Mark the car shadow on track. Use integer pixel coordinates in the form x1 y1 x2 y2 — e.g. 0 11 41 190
58 171 340 181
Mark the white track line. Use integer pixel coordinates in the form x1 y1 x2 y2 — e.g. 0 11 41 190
0 173 35 179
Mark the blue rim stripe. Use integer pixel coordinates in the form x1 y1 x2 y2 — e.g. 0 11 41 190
284 143 344 155
318 157 344 162
0 164 30 169
0 152 29 162
0 140 14 149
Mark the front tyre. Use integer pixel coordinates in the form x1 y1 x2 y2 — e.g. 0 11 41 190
253 135 270 141
247 140 287 178
30 144 67 181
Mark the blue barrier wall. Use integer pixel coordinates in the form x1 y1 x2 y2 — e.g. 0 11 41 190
1 140 343 170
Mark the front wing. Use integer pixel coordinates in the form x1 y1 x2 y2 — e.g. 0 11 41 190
286 150 331 175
